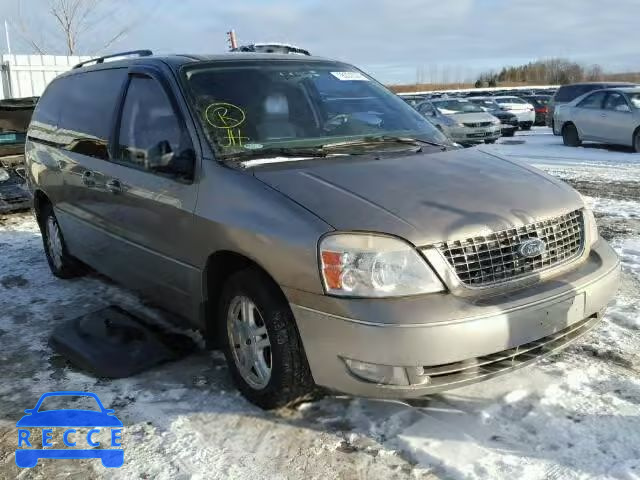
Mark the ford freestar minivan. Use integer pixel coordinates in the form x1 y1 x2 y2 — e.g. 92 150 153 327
25 51 620 409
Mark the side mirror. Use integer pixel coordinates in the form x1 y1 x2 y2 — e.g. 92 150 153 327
146 141 195 180
615 104 631 113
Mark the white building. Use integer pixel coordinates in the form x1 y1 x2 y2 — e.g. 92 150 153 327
1 54 90 99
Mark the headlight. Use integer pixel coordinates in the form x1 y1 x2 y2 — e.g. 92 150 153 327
491 119 501 125
319 233 445 297
584 208 599 246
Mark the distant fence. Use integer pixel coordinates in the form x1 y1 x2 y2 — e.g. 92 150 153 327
0 54 91 100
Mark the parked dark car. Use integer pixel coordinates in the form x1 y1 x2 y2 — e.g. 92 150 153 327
546 82 638 132
0 96 37 212
520 95 551 125
467 97 519 136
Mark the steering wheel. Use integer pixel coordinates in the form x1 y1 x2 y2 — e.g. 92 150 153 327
322 114 351 132
323 112 384 133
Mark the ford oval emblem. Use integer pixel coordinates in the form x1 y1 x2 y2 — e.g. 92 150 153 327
519 238 546 258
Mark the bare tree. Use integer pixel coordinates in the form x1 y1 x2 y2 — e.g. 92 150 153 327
585 64 604 81
15 0 143 55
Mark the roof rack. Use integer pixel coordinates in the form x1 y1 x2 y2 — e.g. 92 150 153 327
72 50 153 69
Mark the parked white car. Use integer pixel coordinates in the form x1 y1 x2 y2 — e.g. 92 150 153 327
553 87 640 152
492 96 536 129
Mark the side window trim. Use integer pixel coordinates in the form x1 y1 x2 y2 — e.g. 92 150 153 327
110 68 196 182
603 92 631 112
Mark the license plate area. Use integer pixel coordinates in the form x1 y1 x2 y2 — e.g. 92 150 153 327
538 293 586 334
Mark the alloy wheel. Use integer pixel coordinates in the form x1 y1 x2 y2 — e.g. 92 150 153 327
227 295 272 389
46 216 64 270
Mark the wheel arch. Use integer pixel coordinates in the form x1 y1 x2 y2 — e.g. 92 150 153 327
32 189 51 226
202 250 289 348
561 120 576 133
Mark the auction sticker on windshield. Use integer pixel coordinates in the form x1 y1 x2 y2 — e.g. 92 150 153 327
330 71 369 81
15 391 124 468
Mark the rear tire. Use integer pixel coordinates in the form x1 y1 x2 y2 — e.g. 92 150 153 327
38 203 84 278
562 124 582 147
484 139 497 144
219 268 315 409
521 124 532 131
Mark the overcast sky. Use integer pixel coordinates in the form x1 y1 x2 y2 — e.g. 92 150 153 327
3 0 639 84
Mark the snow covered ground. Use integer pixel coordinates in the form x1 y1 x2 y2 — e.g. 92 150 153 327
1 128 639 479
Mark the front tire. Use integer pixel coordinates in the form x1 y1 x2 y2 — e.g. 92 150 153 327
562 123 582 147
219 268 314 409
38 203 83 278
634 130 640 153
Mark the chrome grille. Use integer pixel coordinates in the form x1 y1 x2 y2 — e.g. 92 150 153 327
463 122 492 128
436 210 584 287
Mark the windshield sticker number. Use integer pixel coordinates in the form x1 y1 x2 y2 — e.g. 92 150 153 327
204 102 249 147
330 72 369 81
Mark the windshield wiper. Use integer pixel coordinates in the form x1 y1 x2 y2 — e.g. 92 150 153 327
220 146 329 164
321 135 449 151
220 135 449 167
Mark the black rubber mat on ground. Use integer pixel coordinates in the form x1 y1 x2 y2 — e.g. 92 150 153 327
49 306 196 378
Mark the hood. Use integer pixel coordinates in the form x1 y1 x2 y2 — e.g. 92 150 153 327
441 112 496 123
490 110 516 119
253 149 584 246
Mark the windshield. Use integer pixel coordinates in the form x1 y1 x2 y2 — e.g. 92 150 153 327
495 97 527 105
182 60 448 159
629 93 640 109
0 132 26 145
431 99 484 114
469 99 498 109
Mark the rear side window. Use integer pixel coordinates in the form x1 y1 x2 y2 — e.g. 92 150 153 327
31 79 67 129
577 91 606 109
57 69 126 159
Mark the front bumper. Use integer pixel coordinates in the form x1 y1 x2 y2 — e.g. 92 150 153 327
511 110 536 124
444 125 501 144
289 240 619 398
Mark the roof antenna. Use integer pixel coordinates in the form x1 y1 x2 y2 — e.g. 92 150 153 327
227 29 238 50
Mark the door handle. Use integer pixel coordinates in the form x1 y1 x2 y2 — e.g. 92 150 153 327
105 179 122 194
81 170 95 186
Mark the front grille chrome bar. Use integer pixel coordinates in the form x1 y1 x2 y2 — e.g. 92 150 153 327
434 210 584 287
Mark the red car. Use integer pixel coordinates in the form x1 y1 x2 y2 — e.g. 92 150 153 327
521 95 551 125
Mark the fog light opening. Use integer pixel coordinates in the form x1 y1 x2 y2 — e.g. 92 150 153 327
343 358 410 386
